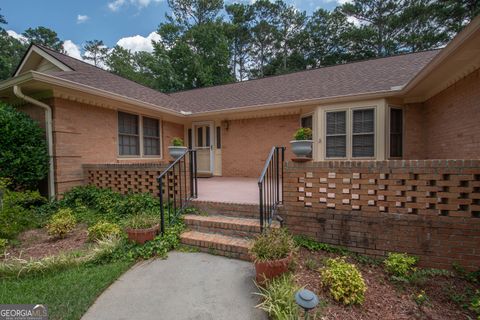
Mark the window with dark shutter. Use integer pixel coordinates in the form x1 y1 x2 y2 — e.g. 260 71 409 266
197 127 203 147
301 115 313 129
118 112 140 156
143 117 160 156
326 111 347 158
390 108 403 157
352 109 375 157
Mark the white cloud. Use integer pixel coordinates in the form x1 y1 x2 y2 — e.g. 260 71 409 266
7 30 27 43
77 14 89 24
116 31 160 52
337 0 353 4
347 16 361 26
108 0 162 11
63 40 84 60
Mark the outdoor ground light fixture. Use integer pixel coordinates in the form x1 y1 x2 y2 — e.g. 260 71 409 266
295 289 319 319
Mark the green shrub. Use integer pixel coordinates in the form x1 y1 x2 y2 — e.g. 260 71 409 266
124 213 158 230
470 290 480 318
0 238 8 251
293 127 312 140
4 190 47 209
320 257 366 305
171 137 184 146
88 222 122 242
384 252 418 278
250 228 296 262
256 274 300 319
0 103 49 190
46 208 77 238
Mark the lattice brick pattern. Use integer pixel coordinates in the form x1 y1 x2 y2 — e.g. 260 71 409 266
287 160 480 218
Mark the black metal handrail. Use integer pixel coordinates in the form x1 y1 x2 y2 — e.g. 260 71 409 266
258 146 285 232
157 149 198 234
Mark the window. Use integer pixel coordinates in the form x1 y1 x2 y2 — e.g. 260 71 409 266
326 111 347 158
390 108 403 157
118 111 161 157
352 109 375 157
216 126 221 149
206 126 210 146
143 117 160 156
197 127 203 146
118 112 139 156
187 129 192 148
301 115 313 130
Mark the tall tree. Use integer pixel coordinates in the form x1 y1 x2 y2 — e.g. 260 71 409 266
0 9 27 80
22 26 64 51
167 0 223 27
225 3 254 81
155 0 233 91
304 8 354 67
249 0 278 78
82 40 109 67
341 0 408 57
272 0 306 73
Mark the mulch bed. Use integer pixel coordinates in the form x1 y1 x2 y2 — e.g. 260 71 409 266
294 248 479 320
3 225 89 260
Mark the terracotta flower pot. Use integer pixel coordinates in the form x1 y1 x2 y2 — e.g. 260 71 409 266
126 224 160 244
254 254 292 284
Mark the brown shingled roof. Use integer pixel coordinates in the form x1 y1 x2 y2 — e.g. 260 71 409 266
169 50 440 113
35 44 440 115
35 45 183 112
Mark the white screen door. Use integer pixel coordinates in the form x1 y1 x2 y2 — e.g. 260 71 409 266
193 122 214 174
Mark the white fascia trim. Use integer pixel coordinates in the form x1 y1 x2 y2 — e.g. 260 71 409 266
14 46 72 77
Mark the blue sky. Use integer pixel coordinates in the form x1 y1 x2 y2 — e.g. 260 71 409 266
1 0 341 58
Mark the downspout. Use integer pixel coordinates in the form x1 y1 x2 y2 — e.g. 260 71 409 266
13 85 55 199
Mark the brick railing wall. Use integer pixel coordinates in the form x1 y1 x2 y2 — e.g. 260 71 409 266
83 163 169 196
282 160 480 270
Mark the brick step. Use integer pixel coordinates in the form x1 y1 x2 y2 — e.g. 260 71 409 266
180 230 252 261
190 200 259 219
184 214 261 238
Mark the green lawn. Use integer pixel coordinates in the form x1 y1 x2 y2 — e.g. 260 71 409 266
0 261 133 320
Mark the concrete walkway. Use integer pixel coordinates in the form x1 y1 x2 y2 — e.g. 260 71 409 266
82 252 267 320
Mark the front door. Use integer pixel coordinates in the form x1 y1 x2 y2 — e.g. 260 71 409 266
192 122 214 175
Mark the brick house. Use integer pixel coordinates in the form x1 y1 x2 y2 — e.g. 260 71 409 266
0 17 479 270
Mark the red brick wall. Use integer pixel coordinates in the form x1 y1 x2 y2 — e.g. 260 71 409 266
403 103 425 159
404 69 480 160
423 69 480 159
282 160 480 270
222 114 299 177
50 98 181 195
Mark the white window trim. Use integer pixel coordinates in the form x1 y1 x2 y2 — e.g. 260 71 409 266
324 106 377 160
117 110 163 159
387 105 404 159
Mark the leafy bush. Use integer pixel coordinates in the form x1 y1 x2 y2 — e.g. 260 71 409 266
384 252 418 278
0 103 49 190
256 274 300 319
4 190 47 209
88 222 122 242
470 290 480 318
250 228 296 262
124 213 159 230
171 137 184 146
46 208 77 238
320 257 367 305
293 127 312 140
0 238 8 251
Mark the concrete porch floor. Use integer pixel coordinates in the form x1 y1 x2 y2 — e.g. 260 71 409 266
194 177 258 204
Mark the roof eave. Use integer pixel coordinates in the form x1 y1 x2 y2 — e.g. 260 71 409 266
187 89 402 117
1 71 185 117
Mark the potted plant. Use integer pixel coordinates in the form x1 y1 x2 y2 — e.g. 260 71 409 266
124 213 160 244
250 228 296 284
290 128 313 158
168 137 188 160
